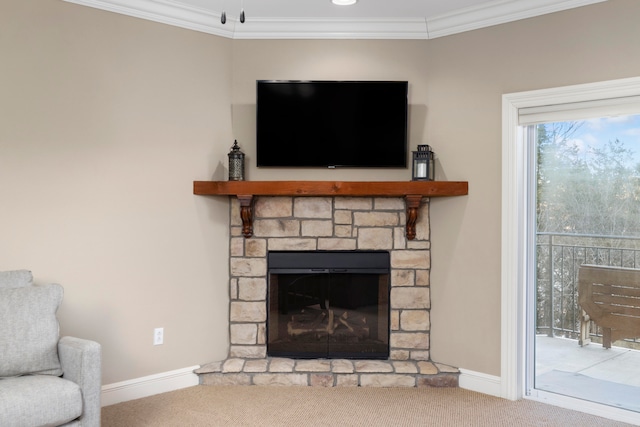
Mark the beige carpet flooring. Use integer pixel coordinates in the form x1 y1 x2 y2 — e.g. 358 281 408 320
101 385 635 426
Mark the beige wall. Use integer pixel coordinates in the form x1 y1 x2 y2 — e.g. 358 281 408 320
2 0 639 385
230 39 430 183
1 1 233 384
229 0 640 376
426 0 640 374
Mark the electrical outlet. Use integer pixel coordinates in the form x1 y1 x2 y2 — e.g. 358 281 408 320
153 327 164 345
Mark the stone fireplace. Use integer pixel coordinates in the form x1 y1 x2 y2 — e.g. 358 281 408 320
196 195 459 387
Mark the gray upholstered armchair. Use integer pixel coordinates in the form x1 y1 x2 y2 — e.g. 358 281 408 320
0 270 102 427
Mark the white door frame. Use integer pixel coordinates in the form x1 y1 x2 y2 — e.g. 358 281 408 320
501 76 640 424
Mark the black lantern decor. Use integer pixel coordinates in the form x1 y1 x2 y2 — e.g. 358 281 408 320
412 145 435 181
228 140 245 181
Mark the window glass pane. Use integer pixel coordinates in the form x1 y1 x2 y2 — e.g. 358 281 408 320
534 113 640 412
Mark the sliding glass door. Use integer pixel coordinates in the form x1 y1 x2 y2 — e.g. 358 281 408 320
529 114 640 412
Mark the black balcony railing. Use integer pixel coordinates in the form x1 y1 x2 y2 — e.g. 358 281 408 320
536 232 640 348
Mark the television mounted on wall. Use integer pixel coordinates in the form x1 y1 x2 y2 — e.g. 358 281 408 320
256 80 408 168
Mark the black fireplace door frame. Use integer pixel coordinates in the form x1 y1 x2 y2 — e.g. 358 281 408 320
266 251 390 360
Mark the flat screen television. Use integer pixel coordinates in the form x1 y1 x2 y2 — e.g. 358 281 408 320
256 80 408 168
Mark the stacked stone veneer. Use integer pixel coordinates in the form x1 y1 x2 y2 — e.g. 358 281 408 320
196 195 459 387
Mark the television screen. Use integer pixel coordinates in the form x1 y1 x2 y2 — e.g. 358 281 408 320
256 80 408 168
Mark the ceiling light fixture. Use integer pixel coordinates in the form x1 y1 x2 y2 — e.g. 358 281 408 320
332 0 357 5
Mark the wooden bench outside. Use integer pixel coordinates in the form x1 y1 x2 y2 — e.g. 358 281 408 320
578 264 640 348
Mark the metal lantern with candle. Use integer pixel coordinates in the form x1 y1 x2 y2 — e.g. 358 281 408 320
228 140 245 181
412 145 435 181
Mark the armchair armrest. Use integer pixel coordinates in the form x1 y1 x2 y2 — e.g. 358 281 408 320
59 336 102 427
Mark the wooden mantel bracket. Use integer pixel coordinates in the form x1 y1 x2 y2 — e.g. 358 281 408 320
405 195 423 240
237 195 254 238
193 181 468 240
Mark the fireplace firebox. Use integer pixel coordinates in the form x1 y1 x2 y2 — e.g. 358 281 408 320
267 251 390 359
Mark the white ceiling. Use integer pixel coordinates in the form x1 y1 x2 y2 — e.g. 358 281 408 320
63 0 607 39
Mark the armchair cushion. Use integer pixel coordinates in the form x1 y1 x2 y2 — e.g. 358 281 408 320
0 283 63 377
0 375 82 427
0 269 32 288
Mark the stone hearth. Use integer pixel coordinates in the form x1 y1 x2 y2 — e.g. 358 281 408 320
196 195 459 387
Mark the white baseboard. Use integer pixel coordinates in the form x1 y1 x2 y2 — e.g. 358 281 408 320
458 368 502 398
101 365 200 407
458 369 640 425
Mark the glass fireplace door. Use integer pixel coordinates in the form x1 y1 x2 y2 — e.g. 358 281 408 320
266 251 390 359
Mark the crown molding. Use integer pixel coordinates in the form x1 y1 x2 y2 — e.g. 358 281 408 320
63 0 234 38
232 18 429 40
64 0 607 40
426 0 607 39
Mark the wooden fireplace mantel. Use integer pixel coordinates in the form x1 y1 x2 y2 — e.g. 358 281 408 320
193 180 468 240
